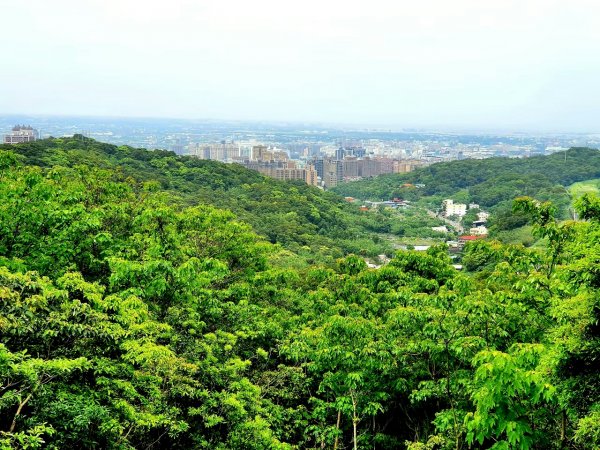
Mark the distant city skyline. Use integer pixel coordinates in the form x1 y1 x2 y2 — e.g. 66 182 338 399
3 113 593 191
4 114 597 159
2 113 599 136
1 0 599 132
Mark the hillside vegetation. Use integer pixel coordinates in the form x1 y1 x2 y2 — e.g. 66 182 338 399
333 148 600 205
569 179 600 199
333 148 600 233
0 142 598 449
2 137 396 263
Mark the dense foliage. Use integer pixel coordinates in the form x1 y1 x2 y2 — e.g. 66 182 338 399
0 142 598 449
332 148 600 206
1 137 395 263
332 148 600 233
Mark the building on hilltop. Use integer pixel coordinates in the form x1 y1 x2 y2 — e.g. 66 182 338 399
4 125 39 144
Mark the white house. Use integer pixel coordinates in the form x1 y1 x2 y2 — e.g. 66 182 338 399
442 199 467 217
477 211 490 222
470 226 489 236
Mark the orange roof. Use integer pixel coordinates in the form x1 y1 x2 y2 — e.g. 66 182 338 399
459 235 484 241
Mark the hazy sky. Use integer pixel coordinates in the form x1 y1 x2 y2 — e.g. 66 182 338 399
1 0 599 131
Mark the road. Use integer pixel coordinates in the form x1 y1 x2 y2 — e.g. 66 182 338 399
426 209 464 234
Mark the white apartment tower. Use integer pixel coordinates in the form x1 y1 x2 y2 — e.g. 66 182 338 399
4 125 39 144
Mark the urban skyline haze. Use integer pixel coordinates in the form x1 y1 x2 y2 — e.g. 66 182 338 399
1 0 599 132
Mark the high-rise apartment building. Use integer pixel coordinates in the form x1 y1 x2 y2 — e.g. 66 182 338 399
305 164 319 186
393 159 424 173
343 157 359 178
270 168 306 182
323 159 343 188
359 158 379 178
377 157 395 174
252 145 268 161
189 142 240 161
314 158 325 179
4 125 39 144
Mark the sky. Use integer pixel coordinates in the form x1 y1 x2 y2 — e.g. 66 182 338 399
1 0 599 131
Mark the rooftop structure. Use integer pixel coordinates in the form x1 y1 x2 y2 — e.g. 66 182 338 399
4 125 39 144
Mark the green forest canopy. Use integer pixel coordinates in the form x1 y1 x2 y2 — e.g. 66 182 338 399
332 148 600 227
2 137 401 264
0 141 599 449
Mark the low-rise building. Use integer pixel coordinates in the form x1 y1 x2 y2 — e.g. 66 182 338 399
477 211 490 222
442 199 467 217
469 226 488 236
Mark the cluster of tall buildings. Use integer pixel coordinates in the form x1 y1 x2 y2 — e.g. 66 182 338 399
1 124 426 189
187 141 427 188
242 145 319 186
189 142 319 186
311 148 426 188
3 125 39 144
188 142 242 161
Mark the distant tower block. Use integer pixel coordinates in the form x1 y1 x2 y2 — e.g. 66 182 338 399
252 144 268 161
3 125 39 144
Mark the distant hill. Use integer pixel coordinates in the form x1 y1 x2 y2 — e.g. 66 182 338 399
334 148 600 204
333 148 600 232
1 136 393 263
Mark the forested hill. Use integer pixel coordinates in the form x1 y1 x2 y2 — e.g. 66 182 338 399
1 136 393 262
1 139 600 448
332 148 600 208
